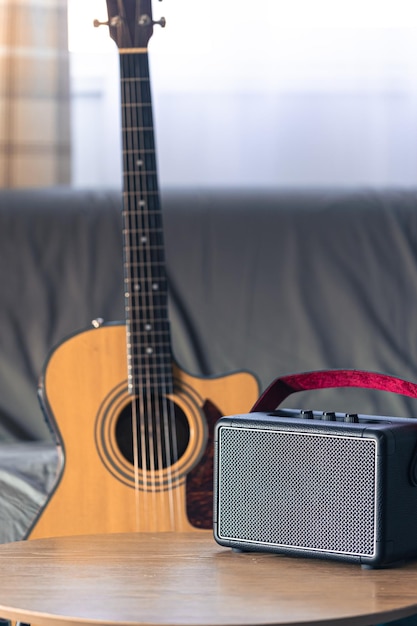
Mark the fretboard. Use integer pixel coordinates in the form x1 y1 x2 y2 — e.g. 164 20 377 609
120 51 173 396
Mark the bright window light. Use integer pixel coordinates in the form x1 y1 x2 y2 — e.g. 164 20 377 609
67 0 417 93
67 1 417 189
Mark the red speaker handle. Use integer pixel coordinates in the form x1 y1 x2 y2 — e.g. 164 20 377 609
250 369 417 412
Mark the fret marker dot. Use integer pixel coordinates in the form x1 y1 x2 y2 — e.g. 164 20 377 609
139 200 146 207
146 347 153 354
152 283 159 291
141 236 147 243
136 159 143 167
134 283 141 291
145 324 152 331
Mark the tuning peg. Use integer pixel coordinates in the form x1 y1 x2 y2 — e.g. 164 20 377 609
139 14 166 28
93 18 109 28
93 15 121 28
154 17 166 27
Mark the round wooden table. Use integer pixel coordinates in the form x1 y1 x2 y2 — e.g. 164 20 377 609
0 531 417 626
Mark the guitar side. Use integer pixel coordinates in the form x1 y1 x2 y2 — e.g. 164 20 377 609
28 323 259 539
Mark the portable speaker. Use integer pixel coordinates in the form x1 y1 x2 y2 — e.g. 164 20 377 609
213 370 417 568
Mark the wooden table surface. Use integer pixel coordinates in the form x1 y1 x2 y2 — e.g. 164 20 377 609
0 531 417 626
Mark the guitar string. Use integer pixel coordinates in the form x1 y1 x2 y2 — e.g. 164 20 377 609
138 50 181 530
142 50 181 530
134 51 159 523
130 50 180 530
122 53 141 530
130 52 151 529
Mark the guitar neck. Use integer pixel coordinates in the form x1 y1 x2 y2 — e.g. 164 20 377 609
120 51 172 396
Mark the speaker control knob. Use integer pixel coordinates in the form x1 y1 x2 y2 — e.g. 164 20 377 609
300 410 314 419
322 411 336 421
345 413 359 423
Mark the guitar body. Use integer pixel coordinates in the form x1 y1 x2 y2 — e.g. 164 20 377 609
28 323 259 539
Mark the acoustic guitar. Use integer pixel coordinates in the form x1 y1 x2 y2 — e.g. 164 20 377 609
28 0 259 539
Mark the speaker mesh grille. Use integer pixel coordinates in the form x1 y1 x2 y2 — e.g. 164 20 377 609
217 426 377 556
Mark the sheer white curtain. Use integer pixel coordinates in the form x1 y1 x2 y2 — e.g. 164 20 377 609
68 0 417 189
0 0 71 187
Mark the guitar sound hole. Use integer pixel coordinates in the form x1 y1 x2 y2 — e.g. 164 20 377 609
115 394 190 470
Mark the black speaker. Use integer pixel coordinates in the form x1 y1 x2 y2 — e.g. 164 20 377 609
213 371 417 568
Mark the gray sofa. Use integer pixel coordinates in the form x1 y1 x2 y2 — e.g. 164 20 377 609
1 186 417 541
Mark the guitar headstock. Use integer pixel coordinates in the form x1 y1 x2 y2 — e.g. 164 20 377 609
100 0 165 50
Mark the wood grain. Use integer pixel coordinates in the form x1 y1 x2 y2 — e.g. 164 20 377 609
1 532 417 626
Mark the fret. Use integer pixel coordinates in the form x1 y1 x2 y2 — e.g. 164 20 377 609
124 264 166 273
123 158 155 171
127 313 169 324
122 211 162 217
123 241 164 248
124 239 165 247
129 369 173 383
124 289 167 299
128 357 173 376
128 334 171 346
122 152 156 160
128 311 169 324
126 302 168 313
124 250 166 262
123 148 155 154
126 288 168 299
128 346 172 356
128 317 169 329
124 263 165 272
123 232 164 241
124 221 161 231
122 188 158 194
123 170 158 176
122 200 161 205
130 376 174 395
123 215 161 223
128 355 172 365
127 319 170 331
122 126 155 131
128 357 173 370
129 375 174 389
123 232 162 240
123 224 162 235
121 77 149 83
128 353 172 366
128 336 171 349
124 237 165 247
123 235 163 244
123 194 159 199
122 103 152 108
128 336 172 346
123 176 159 190
124 258 166 270
128 344 170 356
124 240 164 250
124 253 166 264
124 236 165 245
125 294 168 303
125 291 168 300
123 208 161 215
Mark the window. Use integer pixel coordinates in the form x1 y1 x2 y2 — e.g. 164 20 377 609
68 0 417 189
